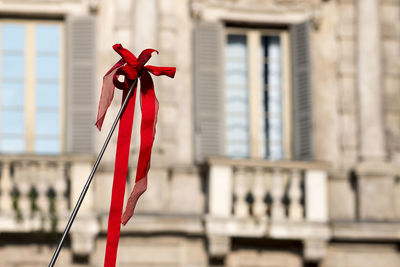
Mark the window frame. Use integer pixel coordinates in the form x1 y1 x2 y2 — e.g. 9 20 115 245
0 19 66 154
223 26 293 160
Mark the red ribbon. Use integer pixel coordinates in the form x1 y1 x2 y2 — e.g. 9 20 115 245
96 44 175 267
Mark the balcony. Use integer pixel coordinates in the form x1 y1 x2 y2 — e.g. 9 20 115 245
0 154 205 257
206 157 331 260
0 154 98 255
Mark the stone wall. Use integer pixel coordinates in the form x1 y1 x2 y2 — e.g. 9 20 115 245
321 244 400 267
381 0 400 162
327 0 358 221
92 236 207 267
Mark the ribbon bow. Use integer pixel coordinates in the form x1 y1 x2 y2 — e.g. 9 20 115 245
96 44 175 267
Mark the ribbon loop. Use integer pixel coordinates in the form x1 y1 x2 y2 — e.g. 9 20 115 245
137 49 158 70
112 43 137 65
97 44 175 267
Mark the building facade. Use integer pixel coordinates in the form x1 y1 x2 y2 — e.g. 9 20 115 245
0 0 399 266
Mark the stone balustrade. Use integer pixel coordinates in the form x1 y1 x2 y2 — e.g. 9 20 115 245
0 154 99 256
0 154 331 259
206 157 331 260
0 155 72 232
232 166 304 220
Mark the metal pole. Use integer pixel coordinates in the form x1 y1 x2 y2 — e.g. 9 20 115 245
48 78 137 267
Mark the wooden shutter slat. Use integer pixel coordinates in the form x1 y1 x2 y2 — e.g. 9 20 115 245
66 16 96 153
194 22 224 162
291 21 313 160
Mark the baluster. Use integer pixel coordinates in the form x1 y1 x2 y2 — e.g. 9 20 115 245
264 170 273 218
252 168 266 217
289 169 303 221
0 161 13 213
234 167 248 217
28 162 40 230
54 162 68 214
271 168 285 220
16 162 31 221
36 161 50 219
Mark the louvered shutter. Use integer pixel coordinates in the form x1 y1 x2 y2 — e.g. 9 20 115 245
66 16 96 153
194 22 224 162
291 21 313 160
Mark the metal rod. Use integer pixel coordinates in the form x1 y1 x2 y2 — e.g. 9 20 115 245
49 79 137 267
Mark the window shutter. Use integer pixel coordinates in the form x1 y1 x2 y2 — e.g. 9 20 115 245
66 16 96 153
291 21 313 160
194 22 224 162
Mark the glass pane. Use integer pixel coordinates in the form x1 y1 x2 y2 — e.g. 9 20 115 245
226 35 247 58
35 138 59 154
35 111 59 135
1 53 24 79
1 24 25 154
2 24 25 51
227 144 249 159
225 34 249 158
36 83 59 108
1 137 25 153
36 56 59 80
227 126 249 141
261 35 283 160
226 100 248 114
227 115 248 128
36 25 60 53
226 61 248 86
226 87 247 98
34 23 61 154
1 82 24 107
1 110 24 135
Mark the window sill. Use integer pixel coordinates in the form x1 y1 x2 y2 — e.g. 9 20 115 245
206 156 330 170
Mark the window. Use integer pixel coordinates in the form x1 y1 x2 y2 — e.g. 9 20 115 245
0 20 64 154
194 21 312 162
224 28 291 160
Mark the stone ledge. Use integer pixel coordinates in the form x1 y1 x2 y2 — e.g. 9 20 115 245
0 213 75 233
332 222 400 240
207 157 330 170
0 153 95 163
99 214 204 234
206 216 331 240
269 221 330 240
206 216 268 237
356 161 397 177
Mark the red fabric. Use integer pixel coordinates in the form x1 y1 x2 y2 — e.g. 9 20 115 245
104 88 136 267
95 59 125 130
96 44 175 267
121 71 159 224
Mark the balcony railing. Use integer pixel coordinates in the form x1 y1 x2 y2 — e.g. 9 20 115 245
0 154 330 259
206 157 331 260
0 154 99 255
0 155 73 232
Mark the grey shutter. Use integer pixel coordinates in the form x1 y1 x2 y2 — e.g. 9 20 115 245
291 21 313 160
194 22 224 162
66 16 96 153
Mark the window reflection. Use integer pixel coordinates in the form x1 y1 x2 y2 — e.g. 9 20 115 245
0 22 61 154
0 24 25 153
35 24 60 154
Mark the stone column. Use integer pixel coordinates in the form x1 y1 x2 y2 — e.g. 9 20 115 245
131 0 158 161
357 0 385 161
207 165 232 258
69 161 99 258
356 0 396 221
133 0 158 53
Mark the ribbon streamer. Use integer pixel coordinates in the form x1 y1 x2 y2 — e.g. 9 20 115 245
96 44 175 267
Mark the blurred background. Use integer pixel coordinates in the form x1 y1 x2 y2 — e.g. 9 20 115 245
0 0 399 266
